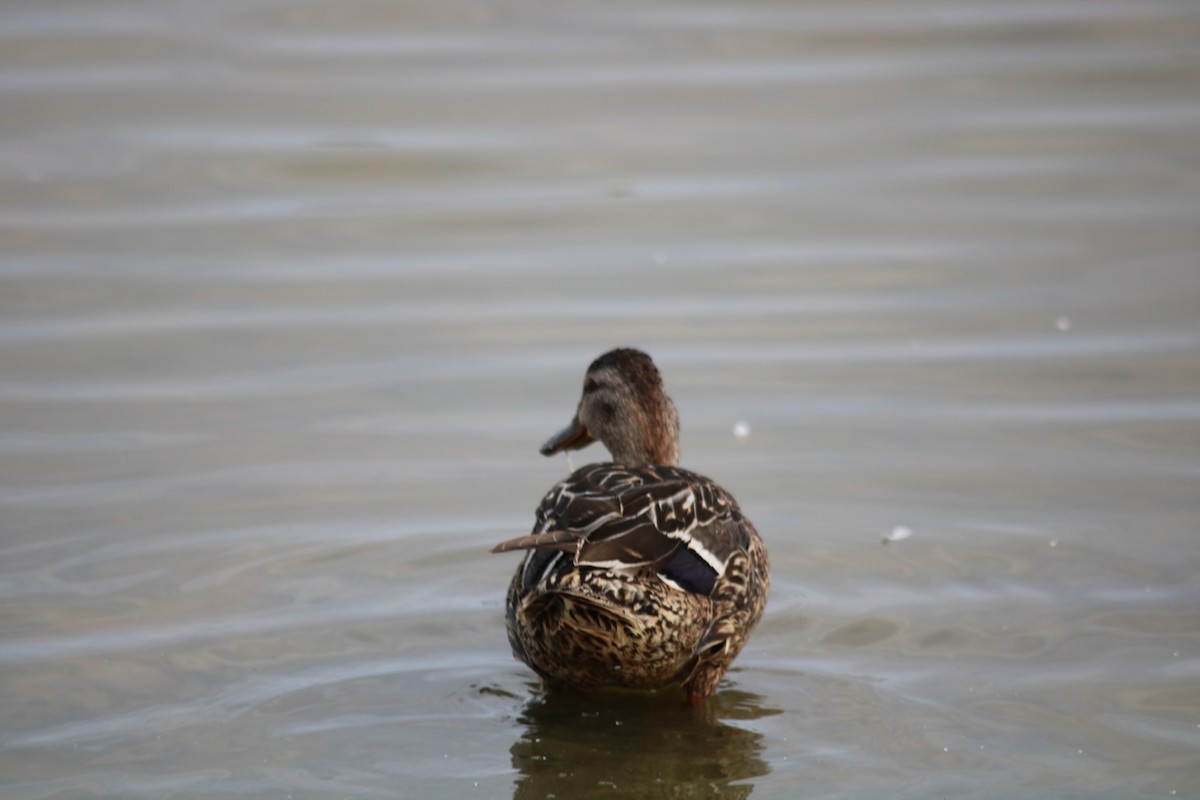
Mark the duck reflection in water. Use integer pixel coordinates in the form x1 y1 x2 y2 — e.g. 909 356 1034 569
509 685 778 799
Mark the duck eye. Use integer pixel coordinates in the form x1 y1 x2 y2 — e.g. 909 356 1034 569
584 378 600 393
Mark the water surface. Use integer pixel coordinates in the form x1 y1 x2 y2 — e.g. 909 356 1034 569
2 0 1199 798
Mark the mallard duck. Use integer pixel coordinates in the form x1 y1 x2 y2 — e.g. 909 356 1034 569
492 348 769 702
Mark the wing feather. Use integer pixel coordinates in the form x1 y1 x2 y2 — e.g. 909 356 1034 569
492 462 748 596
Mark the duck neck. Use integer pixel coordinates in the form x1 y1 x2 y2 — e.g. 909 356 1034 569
608 398 680 466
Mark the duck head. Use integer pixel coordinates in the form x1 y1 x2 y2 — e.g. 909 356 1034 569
540 348 681 467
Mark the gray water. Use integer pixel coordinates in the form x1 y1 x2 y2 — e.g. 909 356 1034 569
2 1 1199 798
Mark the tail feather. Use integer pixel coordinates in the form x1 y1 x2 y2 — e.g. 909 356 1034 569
490 529 577 554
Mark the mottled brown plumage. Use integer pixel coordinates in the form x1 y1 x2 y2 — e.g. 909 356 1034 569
492 348 770 701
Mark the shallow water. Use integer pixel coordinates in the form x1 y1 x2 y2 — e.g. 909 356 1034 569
2 0 1199 798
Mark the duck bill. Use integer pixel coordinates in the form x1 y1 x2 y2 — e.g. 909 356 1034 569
540 416 594 456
